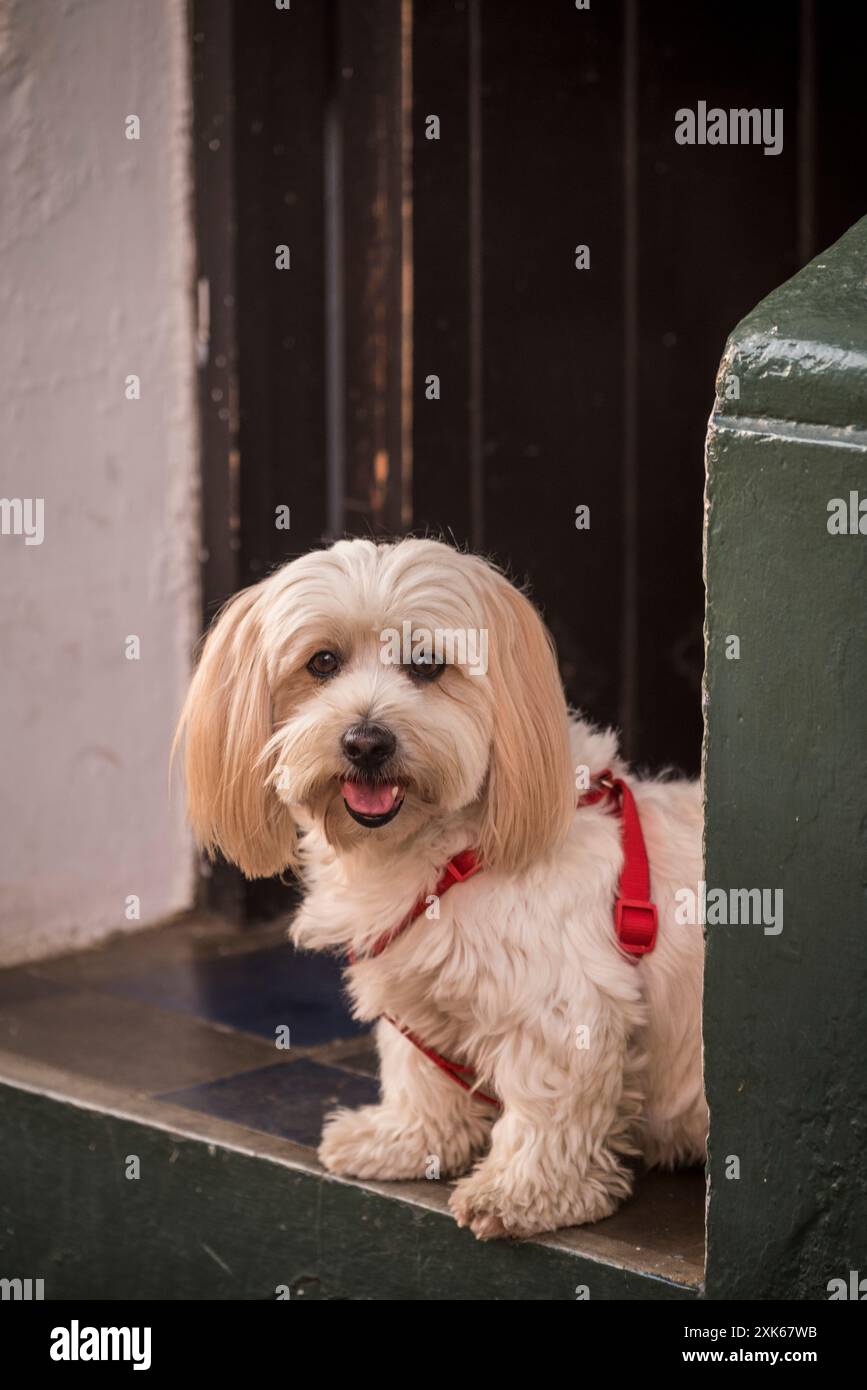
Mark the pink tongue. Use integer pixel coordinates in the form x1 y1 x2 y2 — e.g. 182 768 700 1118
342 780 398 815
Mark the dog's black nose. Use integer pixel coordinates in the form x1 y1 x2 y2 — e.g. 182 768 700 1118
342 722 396 769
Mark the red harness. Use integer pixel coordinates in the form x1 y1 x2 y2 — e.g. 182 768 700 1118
348 771 657 1110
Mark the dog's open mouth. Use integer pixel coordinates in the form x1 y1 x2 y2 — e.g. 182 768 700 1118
341 779 405 828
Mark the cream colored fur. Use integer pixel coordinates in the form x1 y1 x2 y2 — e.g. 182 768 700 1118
175 537 707 1238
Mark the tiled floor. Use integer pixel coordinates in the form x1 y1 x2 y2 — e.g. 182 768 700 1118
162 1058 379 1148
0 913 378 1126
99 941 367 1044
0 912 706 1287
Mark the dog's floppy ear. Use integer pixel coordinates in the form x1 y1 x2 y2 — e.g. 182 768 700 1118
476 565 574 873
173 584 297 878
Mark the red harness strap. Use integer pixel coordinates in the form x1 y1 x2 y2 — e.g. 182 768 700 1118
579 770 659 957
383 1018 502 1109
348 848 483 964
348 771 658 1109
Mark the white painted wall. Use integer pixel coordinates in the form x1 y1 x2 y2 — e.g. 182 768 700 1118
0 0 198 964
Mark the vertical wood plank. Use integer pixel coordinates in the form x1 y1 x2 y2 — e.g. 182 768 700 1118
191 0 243 919
412 0 473 548
337 0 411 536
468 0 484 551
232 0 330 918
797 0 816 265
813 1 867 252
620 0 639 758
478 0 627 734
234 0 330 582
635 0 799 774
192 1 239 624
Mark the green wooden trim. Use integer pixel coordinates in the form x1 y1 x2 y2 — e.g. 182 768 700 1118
703 216 867 1300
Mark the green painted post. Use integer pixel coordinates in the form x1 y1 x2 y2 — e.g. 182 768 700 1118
704 217 867 1300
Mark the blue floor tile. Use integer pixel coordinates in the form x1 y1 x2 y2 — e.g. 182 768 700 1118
98 943 363 1046
160 1058 380 1148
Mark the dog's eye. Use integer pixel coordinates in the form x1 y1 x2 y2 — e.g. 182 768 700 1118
409 657 445 682
308 650 340 678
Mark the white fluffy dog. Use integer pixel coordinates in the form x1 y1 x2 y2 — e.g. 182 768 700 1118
176 537 706 1238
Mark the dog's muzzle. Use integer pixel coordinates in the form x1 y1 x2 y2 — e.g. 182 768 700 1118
341 722 405 827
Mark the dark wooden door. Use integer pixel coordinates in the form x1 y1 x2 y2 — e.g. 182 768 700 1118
193 0 867 916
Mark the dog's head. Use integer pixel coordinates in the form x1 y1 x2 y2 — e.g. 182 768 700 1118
174 538 575 877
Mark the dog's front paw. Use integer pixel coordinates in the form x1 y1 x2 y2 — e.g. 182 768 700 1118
319 1105 427 1180
449 1161 624 1240
319 1103 486 1181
